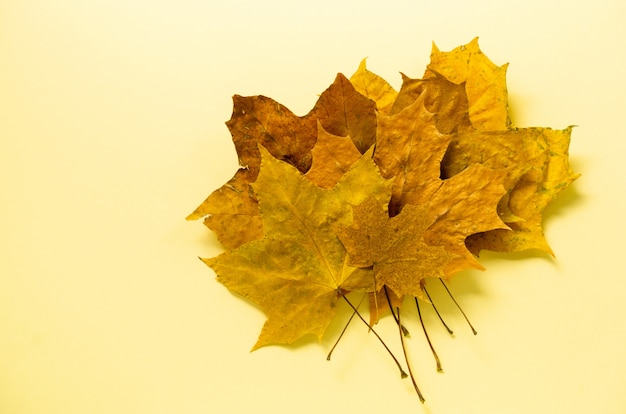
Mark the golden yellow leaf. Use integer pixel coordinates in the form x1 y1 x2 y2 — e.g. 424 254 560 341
392 71 470 134
186 168 261 249
443 126 579 254
205 147 391 349
187 94 318 247
374 94 508 260
426 37 511 131
424 163 508 269
349 58 398 115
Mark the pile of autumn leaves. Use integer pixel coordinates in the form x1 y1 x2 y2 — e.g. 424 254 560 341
189 39 578 350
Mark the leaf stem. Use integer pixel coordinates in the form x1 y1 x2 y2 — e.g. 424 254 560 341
340 294 408 379
396 307 426 403
327 295 363 361
440 279 477 335
415 298 443 372
423 284 453 335
383 285 410 336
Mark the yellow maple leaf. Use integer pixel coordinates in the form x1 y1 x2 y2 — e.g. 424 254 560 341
186 94 317 248
362 38 578 255
349 58 398 115
186 168 261 249
391 71 470 134
204 147 391 349
443 126 579 254
425 37 511 131
374 94 449 213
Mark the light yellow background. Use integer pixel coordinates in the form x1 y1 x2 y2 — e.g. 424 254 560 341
2 1 625 413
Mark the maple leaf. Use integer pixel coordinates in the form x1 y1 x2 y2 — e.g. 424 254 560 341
349 59 398 115
443 126 579 254
391 71 471 134
312 73 378 154
373 94 508 266
227 95 318 175
337 197 461 299
389 38 509 136
373 94 450 213
189 39 579 402
304 121 362 189
186 94 317 248
188 74 378 249
425 37 511 131
186 168 261 249
374 38 578 255
204 147 391 349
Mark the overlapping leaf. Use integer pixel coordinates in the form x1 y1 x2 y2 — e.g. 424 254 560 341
425 37 511 131
337 197 459 299
189 38 578 351
205 147 390 349
305 122 362 189
443 126 579 254
187 74 378 249
186 95 316 248
373 94 508 268
350 59 398 115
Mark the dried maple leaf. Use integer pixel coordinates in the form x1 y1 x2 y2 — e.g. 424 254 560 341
188 74 378 249
312 73 378 154
186 94 317 248
304 121 362 189
425 37 511 131
443 126 579 254
227 95 318 175
189 38 578 402
186 168 262 249
204 147 391 349
337 197 461 299
373 94 508 268
391 71 471 134
349 59 398 115
369 38 578 255
417 38 579 254
374 94 450 214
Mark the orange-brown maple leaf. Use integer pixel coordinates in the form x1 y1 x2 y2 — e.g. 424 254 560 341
305 122 362 189
188 74 377 249
372 94 508 269
337 197 459 299
373 38 578 255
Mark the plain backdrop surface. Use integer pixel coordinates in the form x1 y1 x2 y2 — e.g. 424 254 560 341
1 1 625 413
